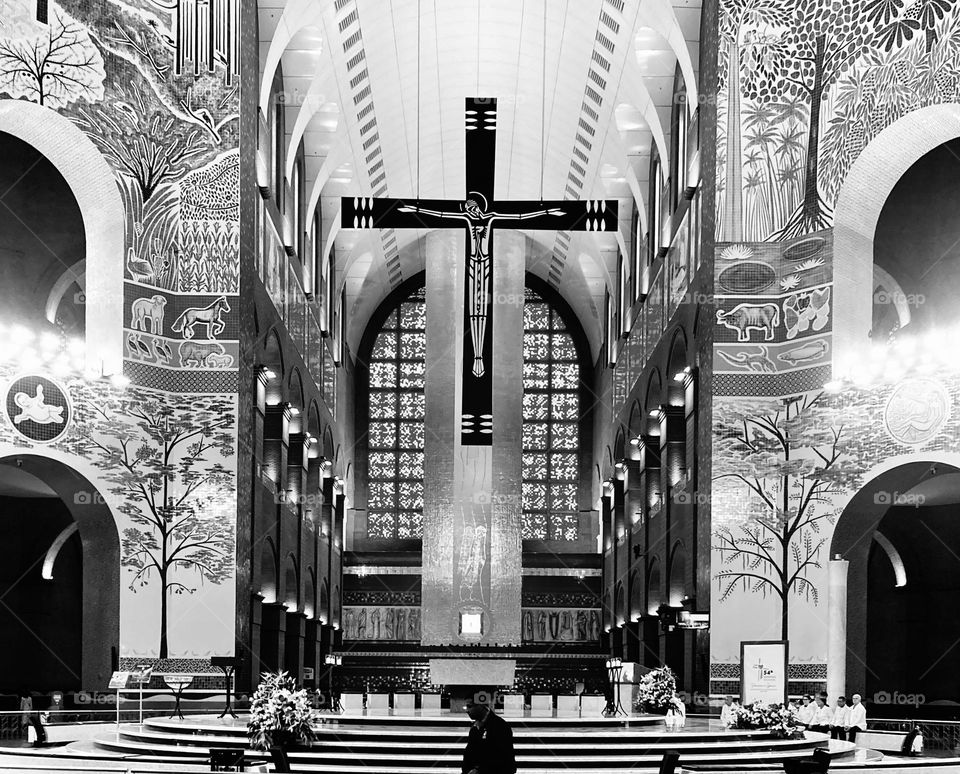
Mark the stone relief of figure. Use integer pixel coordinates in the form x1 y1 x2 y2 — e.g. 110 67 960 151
559 610 574 641
408 609 421 640
370 607 381 639
344 608 356 640
357 608 367 639
576 610 588 641
588 609 601 641
396 608 407 641
385 608 395 640
536 611 547 641
522 610 534 642
548 611 560 640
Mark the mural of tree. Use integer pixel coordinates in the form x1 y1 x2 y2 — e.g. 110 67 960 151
76 85 209 202
712 393 872 640
723 0 955 239
717 0 791 241
821 5 960 204
0 3 105 108
75 394 236 658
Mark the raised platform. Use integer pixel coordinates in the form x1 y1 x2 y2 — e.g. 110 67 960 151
0 713 958 773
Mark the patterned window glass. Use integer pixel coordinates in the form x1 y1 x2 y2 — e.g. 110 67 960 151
522 288 581 541
367 288 425 539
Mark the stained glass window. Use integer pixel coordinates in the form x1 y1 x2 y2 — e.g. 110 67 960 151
522 288 581 541
367 288 425 539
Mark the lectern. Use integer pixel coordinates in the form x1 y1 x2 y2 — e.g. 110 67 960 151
211 656 242 719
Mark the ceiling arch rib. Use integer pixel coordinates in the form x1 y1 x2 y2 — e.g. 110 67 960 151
258 0 321 115
286 61 339 181
638 0 699 112
265 0 703 353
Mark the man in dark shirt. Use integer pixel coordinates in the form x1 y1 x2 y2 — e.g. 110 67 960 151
462 700 517 774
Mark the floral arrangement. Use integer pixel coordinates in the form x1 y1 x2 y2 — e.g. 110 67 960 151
730 701 803 739
247 672 316 751
634 666 678 714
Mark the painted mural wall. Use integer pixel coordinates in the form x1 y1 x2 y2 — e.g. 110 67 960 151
711 0 960 695
0 0 240 668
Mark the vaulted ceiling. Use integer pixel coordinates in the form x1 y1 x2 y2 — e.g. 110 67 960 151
257 0 701 357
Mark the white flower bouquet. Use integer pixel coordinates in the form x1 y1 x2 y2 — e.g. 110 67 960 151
731 701 803 739
247 672 317 751
634 666 678 714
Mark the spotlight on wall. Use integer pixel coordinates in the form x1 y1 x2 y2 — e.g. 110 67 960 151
673 366 691 382
630 437 641 446
260 367 276 380
110 373 131 389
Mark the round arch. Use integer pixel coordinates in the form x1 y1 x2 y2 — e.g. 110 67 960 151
318 578 330 625
646 556 663 616
259 538 278 603
668 541 687 606
0 455 119 689
614 582 626 628
283 553 299 610
833 103 960 372
0 101 124 375
829 453 960 699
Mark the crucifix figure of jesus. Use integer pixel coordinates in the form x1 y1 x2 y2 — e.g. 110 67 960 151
343 97 617 446
398 194 563 378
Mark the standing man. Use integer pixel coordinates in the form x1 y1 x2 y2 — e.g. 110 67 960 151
846 694 867 743
18 690 45 747
830 695 849 740
463 699 517 774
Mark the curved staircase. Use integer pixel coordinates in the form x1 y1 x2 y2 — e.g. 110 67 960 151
86 713 854 773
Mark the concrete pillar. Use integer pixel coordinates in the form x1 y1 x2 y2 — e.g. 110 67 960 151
421 230 460 644
284 611 306 682
827 558 849 702
421 228 523 645
260 602 287 673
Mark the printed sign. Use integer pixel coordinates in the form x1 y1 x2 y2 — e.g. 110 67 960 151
740 640 788 705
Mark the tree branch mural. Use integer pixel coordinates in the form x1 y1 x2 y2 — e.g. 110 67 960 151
712 392 871 640
76 85 209 203
719 0 955 240
75 394 236 658
0 2 105 108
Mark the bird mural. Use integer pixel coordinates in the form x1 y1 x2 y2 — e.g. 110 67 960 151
152 339 173 365
126 238 171 284
127 333 154 361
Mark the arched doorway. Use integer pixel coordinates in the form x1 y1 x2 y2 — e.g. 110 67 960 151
831 460 960 703
0 455 119 691
0 100 124 374
0 132 85 337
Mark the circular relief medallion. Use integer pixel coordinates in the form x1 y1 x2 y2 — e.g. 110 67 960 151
4 374 72 444
883 377 951 447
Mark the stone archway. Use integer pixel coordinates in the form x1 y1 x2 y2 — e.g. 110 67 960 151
829 456 960 700
833 104 960 370
0 455 120 690
0 101 124 375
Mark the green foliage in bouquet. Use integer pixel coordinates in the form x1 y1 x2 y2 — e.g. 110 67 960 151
634 666 678 714
247 672 316 751
731 702 804 739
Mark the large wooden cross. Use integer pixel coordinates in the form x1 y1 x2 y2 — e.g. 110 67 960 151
342 97 617 445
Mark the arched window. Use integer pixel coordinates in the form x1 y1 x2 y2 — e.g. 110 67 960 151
366 287 426 539
522 288 580 541
273 100 284 207
290 157 301 256
650 154 664 261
